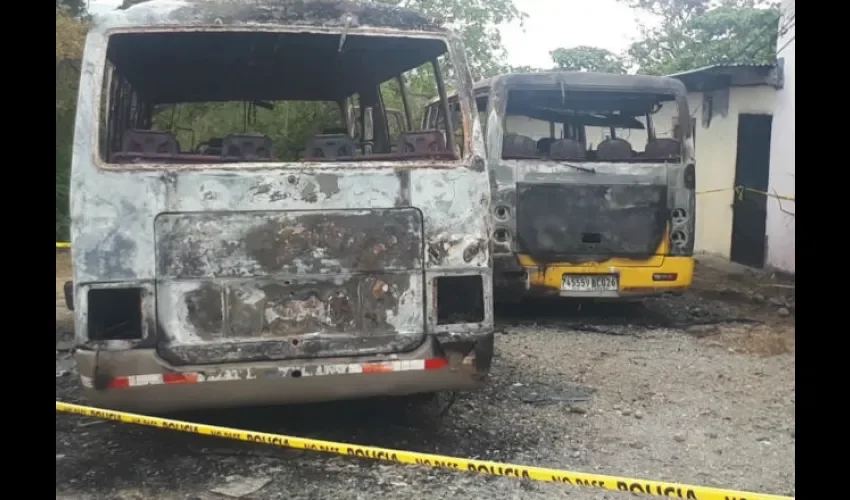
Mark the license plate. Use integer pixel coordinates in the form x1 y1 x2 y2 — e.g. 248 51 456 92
561 274 619 292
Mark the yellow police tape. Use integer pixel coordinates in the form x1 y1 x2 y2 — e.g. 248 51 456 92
56 242 71 248
56 401 793 500
697 185 795 202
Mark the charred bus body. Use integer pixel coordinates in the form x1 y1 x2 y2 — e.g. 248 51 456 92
67 0 493 413
424 72 695 300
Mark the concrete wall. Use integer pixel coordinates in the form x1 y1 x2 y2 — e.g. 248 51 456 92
687 86 776 259
766 0 796 274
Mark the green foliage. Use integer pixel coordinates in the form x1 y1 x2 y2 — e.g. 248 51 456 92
550 46 627 74
153 102 344 161
374 0 526 80
546 0 779 76
56 6 87 241
621 0 780 75
57 0 87 18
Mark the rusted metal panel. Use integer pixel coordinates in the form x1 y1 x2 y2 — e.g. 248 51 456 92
516 182 668 262
150 209 425 363
155 209 423 277
156 271 425 364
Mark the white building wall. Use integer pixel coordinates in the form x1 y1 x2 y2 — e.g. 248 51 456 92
766 0 796 274
689 87 775 259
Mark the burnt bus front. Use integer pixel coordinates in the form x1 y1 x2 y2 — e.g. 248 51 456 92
68 0 493 413
481 73 696 300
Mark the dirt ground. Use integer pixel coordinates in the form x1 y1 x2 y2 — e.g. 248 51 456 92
55 250 795 500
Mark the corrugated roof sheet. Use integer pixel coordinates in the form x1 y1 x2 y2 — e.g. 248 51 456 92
666 63 776 79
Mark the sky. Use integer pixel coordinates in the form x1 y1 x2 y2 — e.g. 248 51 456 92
500 0 652 68
87 0 652 69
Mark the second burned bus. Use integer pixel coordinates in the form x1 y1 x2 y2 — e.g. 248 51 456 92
423 72 696 301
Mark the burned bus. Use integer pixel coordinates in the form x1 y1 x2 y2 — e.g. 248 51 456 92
66 0 493 413
423 72 695 301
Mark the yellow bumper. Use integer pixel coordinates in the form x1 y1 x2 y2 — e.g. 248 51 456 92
520 255 695 298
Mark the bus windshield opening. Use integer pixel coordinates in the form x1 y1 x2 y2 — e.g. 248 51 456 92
99 30 460 165
501 88 683 162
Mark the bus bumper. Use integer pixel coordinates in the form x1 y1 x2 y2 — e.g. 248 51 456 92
524 256 694 298
73 334 493 414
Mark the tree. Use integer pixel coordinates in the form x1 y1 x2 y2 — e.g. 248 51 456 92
549 46 627 74
57 0 87 18
621 0 780 75
374 0 526 80
56 5 88 240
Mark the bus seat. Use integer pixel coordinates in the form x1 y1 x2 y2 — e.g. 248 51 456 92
536 137 554 156
305 134 356 159
398 131 445 153
645 138 681 159
596 138 633 161
121 130 180 154
549 138 586 160
222 134 274 160
502 133 537 158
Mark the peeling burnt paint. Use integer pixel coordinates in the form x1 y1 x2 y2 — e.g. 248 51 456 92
184 284 223 336
150 209 430 363
516 182 668 263
158 333 424 366
156 209 423 277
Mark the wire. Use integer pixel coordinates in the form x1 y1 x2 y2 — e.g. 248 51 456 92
779 14 795 34
775 34 795 55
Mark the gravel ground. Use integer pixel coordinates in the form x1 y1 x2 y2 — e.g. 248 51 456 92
56 251 795 500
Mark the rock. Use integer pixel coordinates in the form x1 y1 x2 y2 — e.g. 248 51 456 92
569 406 587 414
55 340 75 352
634 410 644 419
685 324 719 338
571 451 581 458
673 434 686 443
621 409 631 416
707 432 718 439
210 477 271 498
777 307 790 317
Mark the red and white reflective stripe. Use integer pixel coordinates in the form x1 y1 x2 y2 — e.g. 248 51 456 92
79 358 449 390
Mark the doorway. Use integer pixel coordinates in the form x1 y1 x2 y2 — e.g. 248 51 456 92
730 113 772 268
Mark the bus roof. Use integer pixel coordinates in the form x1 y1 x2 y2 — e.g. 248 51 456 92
96 0 449 33
425 71 687 106
93 1 456 103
